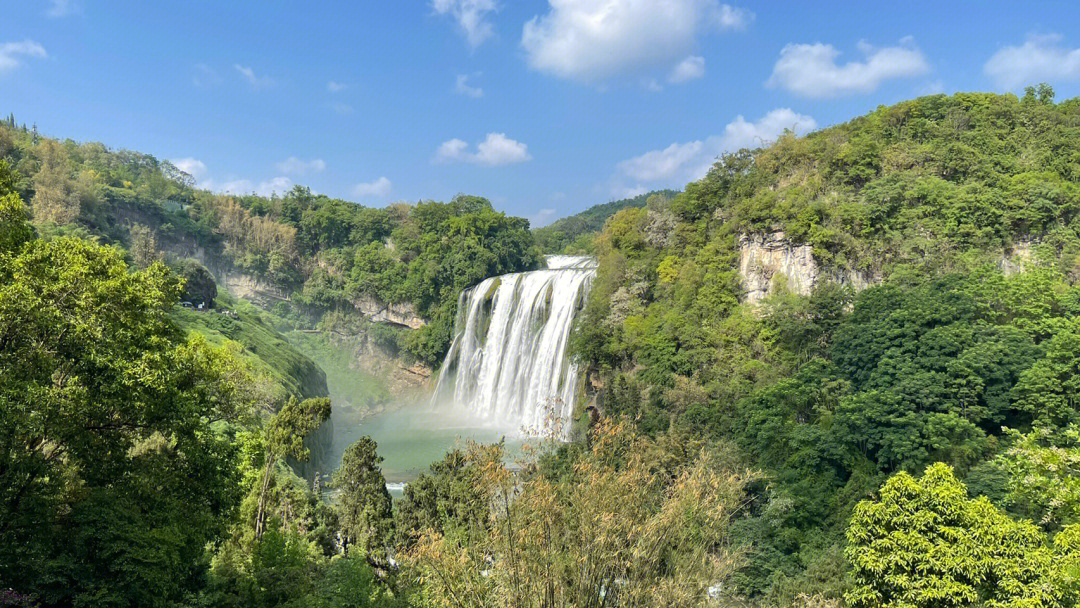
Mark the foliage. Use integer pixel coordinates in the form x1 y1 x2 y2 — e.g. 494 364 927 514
846 463 1080 608
533 189 679 253
0 186 252 606
994 425 1080 532
333 437 393 562
404 419 755 608
0 122 542 366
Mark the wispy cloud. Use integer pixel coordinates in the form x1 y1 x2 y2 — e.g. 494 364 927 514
433 0 498 49
767 37 929 98
46 0 79 17
0 40 47 74
984 34 1080 89
529 207 557 227
275 157 326 176
192 63 222 88
455 73 484 98
352 176 392 198
171 157 208 181
668 55 705 83
434 133 531 167
234 64 274 89
613 108 815 194
329 102 353 115
327 80 347 93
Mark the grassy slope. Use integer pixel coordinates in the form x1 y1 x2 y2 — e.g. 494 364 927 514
172 293 328 402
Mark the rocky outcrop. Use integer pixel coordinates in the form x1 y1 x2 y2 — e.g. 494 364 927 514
218 271 290 307
351 296 426 329
738 232 877 304
346 334 432 396
1000 239 1035 276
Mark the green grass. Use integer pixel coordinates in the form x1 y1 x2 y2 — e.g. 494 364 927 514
172 292 328 401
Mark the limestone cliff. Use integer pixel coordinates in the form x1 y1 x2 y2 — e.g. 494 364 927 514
350 296 427 329
738 232 877 303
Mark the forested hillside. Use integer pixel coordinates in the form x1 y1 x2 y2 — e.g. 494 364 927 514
7 88 1080 608
533 189 679 253
574 87 1080 601
0 117 540 367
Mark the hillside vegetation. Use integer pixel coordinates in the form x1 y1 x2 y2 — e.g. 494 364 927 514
574 87 1080 601
0 118 540 366
533 189 679 253
7 88 1080 608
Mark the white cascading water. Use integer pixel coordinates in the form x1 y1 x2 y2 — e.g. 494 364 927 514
430 255 596 437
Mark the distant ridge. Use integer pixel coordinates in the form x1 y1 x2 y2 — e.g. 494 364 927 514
534 189 679 253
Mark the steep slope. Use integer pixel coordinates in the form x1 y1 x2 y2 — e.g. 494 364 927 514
573 89 1080 601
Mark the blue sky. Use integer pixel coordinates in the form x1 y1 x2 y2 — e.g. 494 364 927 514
2 1 1080 226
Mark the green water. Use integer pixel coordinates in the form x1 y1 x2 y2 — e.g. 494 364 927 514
331 402 523 487
284 331 523 490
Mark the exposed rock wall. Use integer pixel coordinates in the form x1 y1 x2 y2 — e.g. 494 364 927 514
1000 239 1034 276
738 232 877 303
218 271 290 307
345 333 432 396
351 296 426 329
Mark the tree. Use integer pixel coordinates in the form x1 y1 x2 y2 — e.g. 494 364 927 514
333 437 393 563
405 419 755 608
128 222 160 268
254 396 331 539
0 182 253 605
846 463 1069 608
175 257 217 307
395 448 492 550
995 425 1080 532
31 139 79 225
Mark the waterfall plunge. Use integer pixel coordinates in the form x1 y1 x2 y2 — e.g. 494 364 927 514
430 255 596 437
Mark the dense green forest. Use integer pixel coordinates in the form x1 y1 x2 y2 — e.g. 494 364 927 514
6 88 1080 608
573 86 1080 602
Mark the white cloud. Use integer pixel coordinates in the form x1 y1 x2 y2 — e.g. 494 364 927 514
0 40 47 74
456 73 483 98
206 179 253 195
171 157 207 181
669 55 705 83
521 0 750 83
918 79 945 96
352 177 393 198
436 139 470 162
984 34 1080 90
615 108 816 192
768 37 929 98
256 176 293 197
275 157 326 175
434 133 531 167
327 80 346 92
46 0 79 17
330 102 354 115
433 0 498 49
234 64 274 89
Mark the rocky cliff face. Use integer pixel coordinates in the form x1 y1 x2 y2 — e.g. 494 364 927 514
738 232 877 303
218 271 291 308
351 296 427 329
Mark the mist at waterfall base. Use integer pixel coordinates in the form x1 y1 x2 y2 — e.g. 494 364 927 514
328 255 596 491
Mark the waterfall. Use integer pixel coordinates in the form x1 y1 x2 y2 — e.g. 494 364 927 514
430 255 596 437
